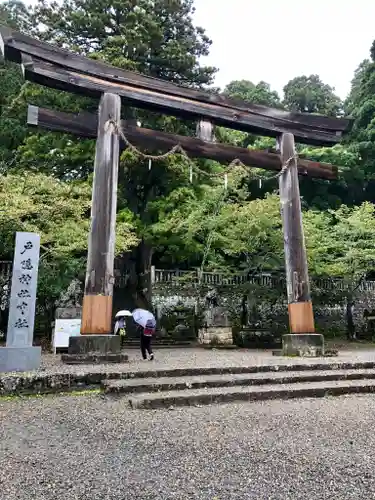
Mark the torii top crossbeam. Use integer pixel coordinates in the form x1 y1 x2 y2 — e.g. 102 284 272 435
0 25 352 147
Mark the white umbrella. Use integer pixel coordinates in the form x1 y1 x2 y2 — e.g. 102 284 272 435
115 310 132 318
132 308 156 328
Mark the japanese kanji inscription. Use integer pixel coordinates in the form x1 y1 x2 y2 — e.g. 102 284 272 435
6 232 40 348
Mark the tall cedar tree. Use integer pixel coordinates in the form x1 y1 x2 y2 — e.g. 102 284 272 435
30 0 217 309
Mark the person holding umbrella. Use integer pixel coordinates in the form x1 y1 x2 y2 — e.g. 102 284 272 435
132 308 156 361
114 310 132 348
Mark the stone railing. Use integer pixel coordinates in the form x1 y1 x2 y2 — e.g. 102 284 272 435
3 260 375 294
151 267 282 287
151 267 375 292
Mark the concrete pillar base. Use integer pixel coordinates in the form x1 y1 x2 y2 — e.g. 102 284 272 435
0 346 41 373
62 335 128 364
282 334 324 357
68 335 120 354
61 352 128 364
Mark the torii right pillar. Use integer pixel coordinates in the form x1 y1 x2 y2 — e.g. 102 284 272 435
278 133 324 356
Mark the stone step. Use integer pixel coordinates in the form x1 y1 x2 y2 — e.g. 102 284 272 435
127 379 375 409
106 361 375 381
5 360 375 397
103 368 375 395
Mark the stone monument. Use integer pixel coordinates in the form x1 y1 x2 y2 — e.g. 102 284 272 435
55 278 83 320
198 288 233 345
0 232 41 372
238 296 281 348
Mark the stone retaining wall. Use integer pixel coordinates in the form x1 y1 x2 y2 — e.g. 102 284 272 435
153 287 375 338
198 327 233 345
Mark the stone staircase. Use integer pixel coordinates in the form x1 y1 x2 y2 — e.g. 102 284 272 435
102 364 375 409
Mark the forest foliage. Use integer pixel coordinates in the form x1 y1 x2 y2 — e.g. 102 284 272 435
1 0 375 329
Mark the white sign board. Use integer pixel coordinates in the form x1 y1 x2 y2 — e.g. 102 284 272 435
53 319 81 353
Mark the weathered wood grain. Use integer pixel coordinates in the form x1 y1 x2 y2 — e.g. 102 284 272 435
81 93 120 335
0 25 352 134
22 57 349 146
278 133 315 333
21 57 346 146
27 105 339 180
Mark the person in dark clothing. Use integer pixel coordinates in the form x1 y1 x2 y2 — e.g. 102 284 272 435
141 333 153 360
138 321 155 360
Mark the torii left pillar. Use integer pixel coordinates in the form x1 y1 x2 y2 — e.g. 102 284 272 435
62 93 128 364
278 133 324 356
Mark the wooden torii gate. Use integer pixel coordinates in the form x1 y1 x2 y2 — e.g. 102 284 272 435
0 26 352 353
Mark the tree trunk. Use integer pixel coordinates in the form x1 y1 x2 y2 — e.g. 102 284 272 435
135 240 153 310
241 294 247 327
116 240 153 311
346 299 356 340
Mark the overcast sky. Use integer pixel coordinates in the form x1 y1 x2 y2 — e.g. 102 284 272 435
193 0 375 99
24 0 375 100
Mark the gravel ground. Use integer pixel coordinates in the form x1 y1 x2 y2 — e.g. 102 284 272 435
33 347 375 375
1 394 375 500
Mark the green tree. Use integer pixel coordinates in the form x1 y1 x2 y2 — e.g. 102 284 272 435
152 172 375 338
0 0 31 30
24 0 218 308
218 80 281 149
283 75 342 116
0 172 138 333
4 0 372 330
223 80 281 108
149 182 283 275
344 45 375 191
345 59 371 116
297 144 364 210
304 203 375 280
0 1 33 170
0 61 27 170
304 202 375 338
31 0 216 86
